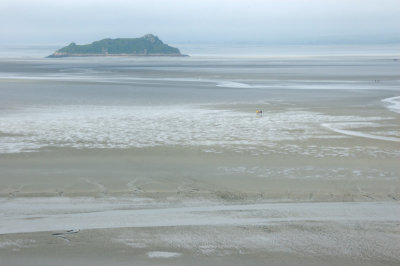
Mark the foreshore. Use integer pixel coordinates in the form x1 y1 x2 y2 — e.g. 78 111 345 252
1 139 399 265
0 54 399 265
47 53 188 58
1 197 399 266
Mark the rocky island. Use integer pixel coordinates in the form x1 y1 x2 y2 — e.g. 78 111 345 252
48 34 185 57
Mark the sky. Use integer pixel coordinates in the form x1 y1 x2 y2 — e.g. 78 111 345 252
1 0 399 45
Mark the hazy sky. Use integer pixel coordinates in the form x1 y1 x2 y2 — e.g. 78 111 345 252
1 0 399 45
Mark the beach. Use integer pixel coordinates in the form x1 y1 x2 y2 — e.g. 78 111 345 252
1 199 399 266
0 48 399 265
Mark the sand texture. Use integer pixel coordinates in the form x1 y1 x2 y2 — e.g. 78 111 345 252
0 53 399 265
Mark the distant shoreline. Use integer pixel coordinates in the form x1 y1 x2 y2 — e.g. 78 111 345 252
47 53 188 58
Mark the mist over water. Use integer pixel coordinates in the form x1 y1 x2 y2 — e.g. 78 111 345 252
1 43 400 58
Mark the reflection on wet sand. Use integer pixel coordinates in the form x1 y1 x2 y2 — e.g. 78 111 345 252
0 54 399 265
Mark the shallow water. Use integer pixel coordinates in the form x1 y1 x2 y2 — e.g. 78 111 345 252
0 104 398 154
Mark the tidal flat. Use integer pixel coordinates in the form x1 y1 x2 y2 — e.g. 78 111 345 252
0 51 399 265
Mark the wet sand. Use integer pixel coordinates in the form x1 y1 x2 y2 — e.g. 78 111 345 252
0 145 399 201
0 54 399 265
1 200 400 266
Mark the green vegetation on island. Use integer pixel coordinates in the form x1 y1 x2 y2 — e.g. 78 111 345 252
48 34 184 57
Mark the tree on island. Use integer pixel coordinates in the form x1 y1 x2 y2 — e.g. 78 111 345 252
48 34 184 57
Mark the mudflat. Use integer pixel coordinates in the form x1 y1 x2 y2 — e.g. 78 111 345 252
0 54 399 265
